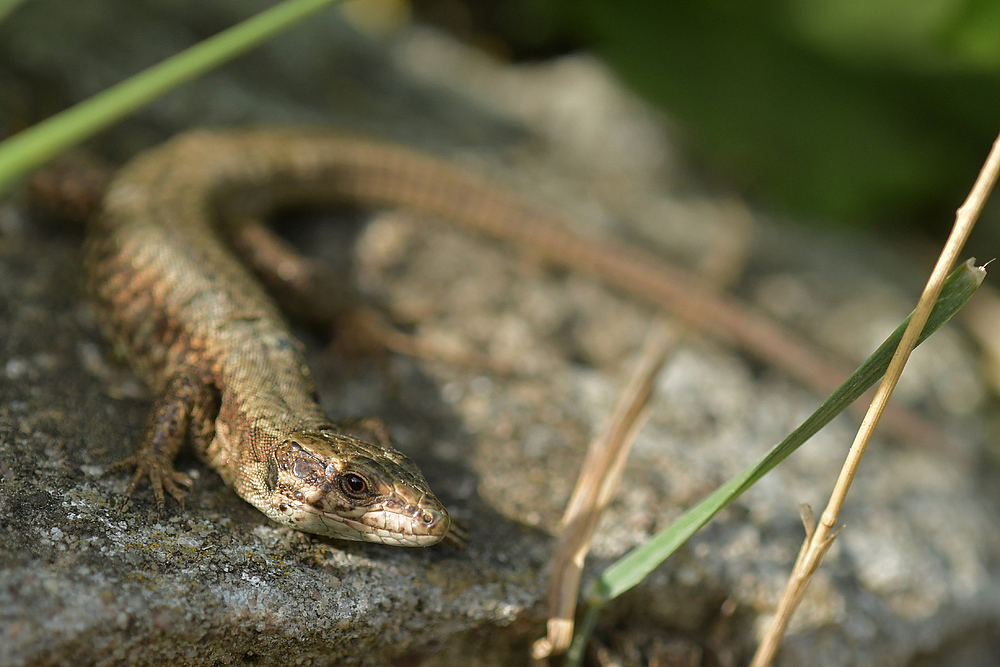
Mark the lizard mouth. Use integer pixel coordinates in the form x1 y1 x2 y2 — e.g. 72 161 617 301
275 494 450 547
266 430 451 546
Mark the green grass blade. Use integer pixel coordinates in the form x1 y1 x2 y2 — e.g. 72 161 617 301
588 258 984 605
563 259 984 665
0 0 343 189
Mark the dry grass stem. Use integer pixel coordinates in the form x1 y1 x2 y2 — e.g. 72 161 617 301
531 322 679 661
750 132 1000 667
532 202 754 661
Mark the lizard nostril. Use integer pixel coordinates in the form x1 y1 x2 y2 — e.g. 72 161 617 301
421 509 446 527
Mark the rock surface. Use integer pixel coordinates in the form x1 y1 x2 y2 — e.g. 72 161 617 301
2 1 1000 665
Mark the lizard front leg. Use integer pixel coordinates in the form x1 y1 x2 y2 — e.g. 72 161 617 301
111 369 219 512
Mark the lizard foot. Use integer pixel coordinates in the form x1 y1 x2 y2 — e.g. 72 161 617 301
109 453 193 514
443 516 470 548
331 306 508 377
107 370 216 514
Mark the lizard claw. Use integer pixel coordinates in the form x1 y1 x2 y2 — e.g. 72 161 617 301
109 453 192 514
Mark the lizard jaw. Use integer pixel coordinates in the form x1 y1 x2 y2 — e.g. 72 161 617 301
271 497 449 547
263 430 451 546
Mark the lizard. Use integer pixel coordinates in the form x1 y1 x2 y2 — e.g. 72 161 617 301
81 127 872 548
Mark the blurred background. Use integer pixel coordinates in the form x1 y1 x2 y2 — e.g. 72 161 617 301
5 0 1000 237
402 0 1000 235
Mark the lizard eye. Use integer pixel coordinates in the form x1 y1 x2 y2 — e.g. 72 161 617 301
341 473 369 497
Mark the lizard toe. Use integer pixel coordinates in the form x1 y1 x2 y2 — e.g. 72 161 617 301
110 452 190 514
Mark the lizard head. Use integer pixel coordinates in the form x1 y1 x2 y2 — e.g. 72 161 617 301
263 429 450 547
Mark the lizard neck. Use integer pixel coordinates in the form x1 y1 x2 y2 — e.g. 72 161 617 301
202 322 332 490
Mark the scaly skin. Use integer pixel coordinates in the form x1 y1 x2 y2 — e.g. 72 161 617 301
87 130 468 546
87 128 851 547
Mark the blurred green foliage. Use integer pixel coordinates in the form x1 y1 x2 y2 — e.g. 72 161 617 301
497 0 1000 227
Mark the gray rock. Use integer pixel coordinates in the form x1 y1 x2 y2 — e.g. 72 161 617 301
2 1 999 665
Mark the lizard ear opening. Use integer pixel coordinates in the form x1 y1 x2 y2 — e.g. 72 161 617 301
266 458 278 492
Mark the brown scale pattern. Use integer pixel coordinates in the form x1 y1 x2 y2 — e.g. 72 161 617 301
86 129 851 545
